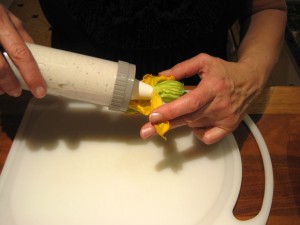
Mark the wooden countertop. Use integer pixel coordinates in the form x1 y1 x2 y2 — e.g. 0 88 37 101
1 86 300 224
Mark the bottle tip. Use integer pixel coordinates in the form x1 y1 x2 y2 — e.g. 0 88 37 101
130 79 153 100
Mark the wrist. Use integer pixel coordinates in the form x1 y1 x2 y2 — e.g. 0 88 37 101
238 54 272 88
234 58 269 99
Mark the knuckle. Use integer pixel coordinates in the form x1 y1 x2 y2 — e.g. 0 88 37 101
188 98 202 112
9 42 30 61
217 99 232 112
198 52 209 59
213 78 232 94
182 114 193 125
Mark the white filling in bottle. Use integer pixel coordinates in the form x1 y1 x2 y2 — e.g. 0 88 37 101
4 43 153 111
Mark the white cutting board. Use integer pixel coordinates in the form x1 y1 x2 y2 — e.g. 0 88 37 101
0 96 273 225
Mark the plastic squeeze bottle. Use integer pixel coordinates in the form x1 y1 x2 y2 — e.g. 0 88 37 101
3 43 153 111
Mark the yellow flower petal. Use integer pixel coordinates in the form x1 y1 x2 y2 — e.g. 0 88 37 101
150 92 162 110
150 92 169 139
143 74 175 87
128 74 182 140
128 100 151 115
154 121 170 140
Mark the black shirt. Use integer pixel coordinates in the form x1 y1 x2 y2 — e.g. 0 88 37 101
39 0 241 84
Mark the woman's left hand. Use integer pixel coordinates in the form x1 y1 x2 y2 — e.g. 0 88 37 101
140 53 264 144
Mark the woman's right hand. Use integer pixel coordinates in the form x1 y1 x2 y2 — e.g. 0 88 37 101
0 3 46 98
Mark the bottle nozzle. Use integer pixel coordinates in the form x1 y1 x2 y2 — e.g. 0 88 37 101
130 79 153 100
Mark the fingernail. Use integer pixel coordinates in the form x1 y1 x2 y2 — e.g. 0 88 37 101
35 86 46 98
149 112 163 123
141 126 156 139
9 90 22 97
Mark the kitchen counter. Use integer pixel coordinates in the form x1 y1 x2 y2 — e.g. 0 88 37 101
1 86 300 224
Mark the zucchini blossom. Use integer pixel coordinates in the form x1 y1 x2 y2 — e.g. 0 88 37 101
129 74 185 139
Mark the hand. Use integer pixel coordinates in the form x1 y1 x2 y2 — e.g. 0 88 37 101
0 4 46 97
140 53 264 144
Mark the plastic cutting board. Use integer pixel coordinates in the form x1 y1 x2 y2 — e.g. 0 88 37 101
0 96 273 225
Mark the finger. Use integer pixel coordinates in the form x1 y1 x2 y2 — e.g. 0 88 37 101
171 114 215 130
140 122 156 139
140 109 211 140
193 126 229 145
0 53 22 96
7 11 34 43
149 84 213 124
140 115 189 139
0 6 46 98
159 53 212 80
140 120 229 145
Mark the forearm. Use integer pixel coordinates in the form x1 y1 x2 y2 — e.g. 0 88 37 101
238 8 287 88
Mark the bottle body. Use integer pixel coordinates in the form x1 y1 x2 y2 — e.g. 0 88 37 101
4 43 137 111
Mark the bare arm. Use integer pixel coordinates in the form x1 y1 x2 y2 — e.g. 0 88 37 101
140 0 287 144
238 0 287 88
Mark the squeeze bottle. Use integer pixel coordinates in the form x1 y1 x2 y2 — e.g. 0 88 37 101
3 43 153 111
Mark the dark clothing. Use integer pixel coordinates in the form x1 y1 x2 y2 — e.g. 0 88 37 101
39 0 241 84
